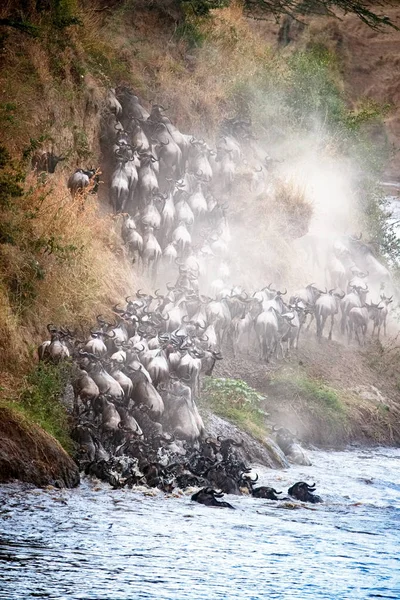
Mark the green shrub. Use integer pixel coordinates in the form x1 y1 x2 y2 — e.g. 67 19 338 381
8 362 74 452
201 377 269 439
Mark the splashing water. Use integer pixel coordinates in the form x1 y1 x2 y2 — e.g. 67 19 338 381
0 448 399 600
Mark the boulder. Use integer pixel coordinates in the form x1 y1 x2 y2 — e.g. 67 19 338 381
202 410 289 469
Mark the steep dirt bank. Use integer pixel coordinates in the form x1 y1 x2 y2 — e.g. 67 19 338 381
0 405 79 488
0 2 399 487
214 330 400 448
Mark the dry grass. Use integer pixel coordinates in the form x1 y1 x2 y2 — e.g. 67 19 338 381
72 1 276 136
0 174 141 375
271 179 313 239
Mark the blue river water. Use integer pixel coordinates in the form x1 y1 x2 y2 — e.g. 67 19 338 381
0 447 399 600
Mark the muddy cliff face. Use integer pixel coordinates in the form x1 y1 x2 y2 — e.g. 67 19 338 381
0 406 79 488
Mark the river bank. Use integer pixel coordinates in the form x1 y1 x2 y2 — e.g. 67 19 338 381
0 405 79 488
1 353 398 490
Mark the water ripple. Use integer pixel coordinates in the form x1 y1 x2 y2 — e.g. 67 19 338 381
0 448 399 599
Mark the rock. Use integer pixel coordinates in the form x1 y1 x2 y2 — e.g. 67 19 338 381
0 406 79 488
59 383 75 414
202 410 289 469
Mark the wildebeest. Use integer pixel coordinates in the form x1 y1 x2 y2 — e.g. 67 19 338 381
191 487 235 509
32 150 65 173
273 426 311 466
68 168 97 196
288 482 322 503
252 486 282 500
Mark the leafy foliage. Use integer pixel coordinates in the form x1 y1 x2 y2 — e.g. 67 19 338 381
179 0 230 17
0 0 81 36
201 377 269 439
243 0 397 30
10 363 74 452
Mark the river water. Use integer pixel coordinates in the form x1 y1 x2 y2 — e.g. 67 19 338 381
0 448 399 599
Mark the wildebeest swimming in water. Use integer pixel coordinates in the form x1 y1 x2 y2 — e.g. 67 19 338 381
288 481 323 504
251 486 282 500
191 487 235 509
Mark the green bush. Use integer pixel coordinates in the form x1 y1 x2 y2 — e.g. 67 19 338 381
6 363 74 452
201 377 269 439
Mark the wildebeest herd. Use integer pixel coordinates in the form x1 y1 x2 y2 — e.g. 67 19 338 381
36 87 398 506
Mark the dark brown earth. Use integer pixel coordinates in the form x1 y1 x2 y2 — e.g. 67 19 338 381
0 406 79 488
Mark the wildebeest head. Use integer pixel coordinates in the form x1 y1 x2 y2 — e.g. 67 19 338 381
252 486 282 500
288 481 322 504
191 487 235 509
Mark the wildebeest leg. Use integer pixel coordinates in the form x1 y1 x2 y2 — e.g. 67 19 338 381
362 324 367 346
257 334 264 361
232 333 238 358
328 314 334 341
151 260 158 283
347 321 352 344
295 326 301 349
320 315 328 339
340 313 346 335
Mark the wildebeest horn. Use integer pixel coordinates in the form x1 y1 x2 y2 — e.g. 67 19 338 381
112 304 125 314
79 350 99 361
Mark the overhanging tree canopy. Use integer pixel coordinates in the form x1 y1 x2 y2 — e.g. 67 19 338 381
180 0 397 29
243 0 397 29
